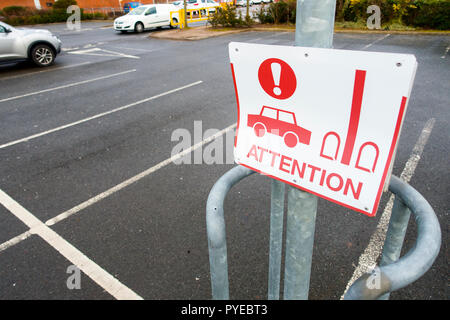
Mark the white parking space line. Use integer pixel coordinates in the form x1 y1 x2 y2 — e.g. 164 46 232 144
0 69 136 104
0 230 32 252
362 33 390 50
61 47 80 52
260 31 292 40
0 122 236 253
62 42 107 52
0 189 143 300
0 62 91 81
59 28 93 35
68 48 140 59
106 46 160 53
340 118 435 299
46 122 237 226
441 45 449 59
0 80 202 150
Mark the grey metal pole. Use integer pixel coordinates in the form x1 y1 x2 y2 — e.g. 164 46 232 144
281 0 337 300
377 196 411 300
283 186 318 299
268 180 285 300
294 0 337 48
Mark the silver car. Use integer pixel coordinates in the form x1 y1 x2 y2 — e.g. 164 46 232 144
0 21 62 67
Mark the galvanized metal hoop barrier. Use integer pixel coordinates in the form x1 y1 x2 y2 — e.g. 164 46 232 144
206 165 441 300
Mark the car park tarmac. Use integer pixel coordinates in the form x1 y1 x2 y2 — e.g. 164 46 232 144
0 22 448 299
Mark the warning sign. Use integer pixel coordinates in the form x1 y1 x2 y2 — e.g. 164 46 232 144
229 42 417 216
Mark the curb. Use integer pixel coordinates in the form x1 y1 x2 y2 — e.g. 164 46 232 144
334 29 450 35
149 27 250 41
250 26 449 35
148 25 449 41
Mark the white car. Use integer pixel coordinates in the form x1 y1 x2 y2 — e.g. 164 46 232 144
236 0 254 6
114 4 180 33
187 0 220 14
171 1 183 7
0 21 61 67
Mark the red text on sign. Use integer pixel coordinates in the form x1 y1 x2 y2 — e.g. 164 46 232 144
247 144 363 200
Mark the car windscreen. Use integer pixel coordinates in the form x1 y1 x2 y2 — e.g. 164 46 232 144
128 6 146 15
261 107 277 119
0 21 14 30
279 111 295 124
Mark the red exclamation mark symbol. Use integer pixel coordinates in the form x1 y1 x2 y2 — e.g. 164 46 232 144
341 70 367 166
258 58 296 100
271 62 282 96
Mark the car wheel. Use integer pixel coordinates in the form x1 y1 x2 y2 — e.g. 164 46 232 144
30 44 55 67
253 123 266 137
284 132 298 148
134 22 144 33
170 18 178 29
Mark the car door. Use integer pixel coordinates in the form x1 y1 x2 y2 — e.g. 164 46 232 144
0 24 22 62
153 6 170 27
143 6 158 28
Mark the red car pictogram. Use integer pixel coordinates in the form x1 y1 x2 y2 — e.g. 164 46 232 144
247 106 311 148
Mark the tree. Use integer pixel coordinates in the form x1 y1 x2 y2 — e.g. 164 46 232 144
52 0 78 11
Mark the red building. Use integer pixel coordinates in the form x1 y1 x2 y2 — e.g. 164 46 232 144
0 0 161 10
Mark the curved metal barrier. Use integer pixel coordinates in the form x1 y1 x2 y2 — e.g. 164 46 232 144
206 165 255 300
344 175 441 300
206 165 441 300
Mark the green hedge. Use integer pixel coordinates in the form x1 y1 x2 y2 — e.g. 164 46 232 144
254 0 449 30
208 4 253 28
338 0 449 30
403 0 450 30
0 3 108 26
52 0 78 10
256 0 296 24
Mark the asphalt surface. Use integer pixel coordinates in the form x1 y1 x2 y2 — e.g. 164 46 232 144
0 22 448 300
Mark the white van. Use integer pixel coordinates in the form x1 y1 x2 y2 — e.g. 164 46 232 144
114 4 180 33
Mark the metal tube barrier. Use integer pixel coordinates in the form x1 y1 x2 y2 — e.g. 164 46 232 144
378 196 411 300
206 168 441 299
206 165 255 300
344 175 441 300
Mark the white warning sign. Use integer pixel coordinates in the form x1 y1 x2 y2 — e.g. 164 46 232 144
229 42 417 216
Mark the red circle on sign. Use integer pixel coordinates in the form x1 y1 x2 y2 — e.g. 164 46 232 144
258 58 297 100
